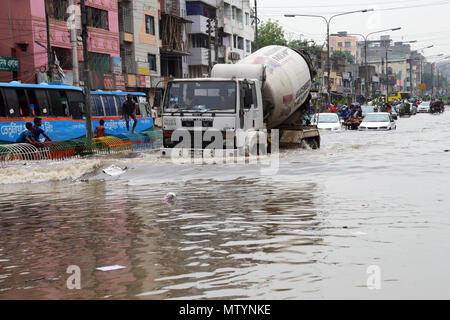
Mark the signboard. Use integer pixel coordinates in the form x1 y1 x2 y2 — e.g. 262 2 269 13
0 56 19 72
418 83 426 90
114 74 126 91
436 87 440 91
112 57 122 74
104 74 115 90
137 61 150 76
138 75 151 88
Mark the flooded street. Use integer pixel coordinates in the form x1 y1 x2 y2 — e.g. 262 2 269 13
1 110 450 300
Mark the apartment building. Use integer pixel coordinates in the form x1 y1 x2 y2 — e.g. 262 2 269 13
0 0 121 89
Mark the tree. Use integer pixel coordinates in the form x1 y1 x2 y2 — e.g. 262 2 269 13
331 50 355 64
258 19 287 48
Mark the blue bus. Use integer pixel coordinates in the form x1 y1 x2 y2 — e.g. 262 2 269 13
0 82 154 143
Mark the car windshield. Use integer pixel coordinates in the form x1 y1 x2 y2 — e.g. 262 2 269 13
163 81 236 113
420 102 430 106
363 114 389 122
318 114 339 123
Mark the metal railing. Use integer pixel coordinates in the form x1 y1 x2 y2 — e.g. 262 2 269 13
0 131 163 165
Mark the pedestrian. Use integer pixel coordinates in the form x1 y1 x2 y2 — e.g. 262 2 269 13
32 117 52 142
94 119 106 138
122 94 138 134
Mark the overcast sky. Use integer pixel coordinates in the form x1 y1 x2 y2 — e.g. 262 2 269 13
256 0 450 63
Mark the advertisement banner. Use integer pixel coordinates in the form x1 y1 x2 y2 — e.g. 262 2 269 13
137 61 150 75
114 74 126 91
138 75 151 88
112 57 122 74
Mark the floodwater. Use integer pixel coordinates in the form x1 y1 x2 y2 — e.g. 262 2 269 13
1 110 450 300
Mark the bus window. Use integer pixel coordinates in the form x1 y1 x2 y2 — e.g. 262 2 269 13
26 89 49 117
133 97 141 115
92 95 105 116
48 90 64 116
16 89 30 117
59 91 70 117
35 90 50 116
66 91 84 120
3 88 21 117
107 96 118 116
102 95 117 116
0 90 6 117
116 96 126 115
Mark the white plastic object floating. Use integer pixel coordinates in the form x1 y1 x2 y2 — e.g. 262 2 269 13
103 164 126 176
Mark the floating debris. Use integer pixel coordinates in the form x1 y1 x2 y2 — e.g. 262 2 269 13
96 265 126 272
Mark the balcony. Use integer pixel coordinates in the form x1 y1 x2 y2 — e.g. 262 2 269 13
188 15 216 36
188 47 215 66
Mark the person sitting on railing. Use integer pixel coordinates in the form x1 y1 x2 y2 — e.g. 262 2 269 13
32 117 52 142
16 122 44 148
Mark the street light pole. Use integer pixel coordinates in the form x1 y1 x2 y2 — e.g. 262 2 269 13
285 9 373 107
342 27 400 101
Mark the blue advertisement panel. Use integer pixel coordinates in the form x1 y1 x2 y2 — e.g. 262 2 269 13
0 118 153 144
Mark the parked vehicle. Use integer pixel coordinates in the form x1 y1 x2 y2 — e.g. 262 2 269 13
417 101 431 113
311 113 342 131
0 82 152 143
161 45 321 156
359 112 396 131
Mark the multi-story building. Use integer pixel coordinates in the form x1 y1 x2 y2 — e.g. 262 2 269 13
118 0 160 92
329 32 358 59
221 0 254 63
159 0 191 79
0 0 121 89
185 0 218 77
358 35 413 95
185 0 255 78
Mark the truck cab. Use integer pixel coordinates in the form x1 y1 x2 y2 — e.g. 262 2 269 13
161 78 267 155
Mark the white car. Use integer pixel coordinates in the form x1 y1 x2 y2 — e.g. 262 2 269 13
311 113 342 131
417 101 431 113
359 112 396 131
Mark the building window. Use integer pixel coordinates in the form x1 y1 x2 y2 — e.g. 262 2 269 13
52 47 73 70
338 42 342 47
245 12 250 25
246 40 251 53
232 6 236 20
47 0 68 21
145 15 155 35
148 54 157 71
86 6 109 30
88 52 111 73
345 41 351 48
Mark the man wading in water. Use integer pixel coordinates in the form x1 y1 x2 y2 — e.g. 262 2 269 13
122 94 138 133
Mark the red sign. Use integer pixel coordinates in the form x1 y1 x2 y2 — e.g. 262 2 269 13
114 74 126 91
138 75 151 88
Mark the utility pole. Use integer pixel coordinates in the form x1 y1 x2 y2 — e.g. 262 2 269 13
431 63 434 98
214 17 219 64
409 58 413 96
254 0 258 50
44 0 53 80
69 0 79 86
80 0 93 149
207 18 212 74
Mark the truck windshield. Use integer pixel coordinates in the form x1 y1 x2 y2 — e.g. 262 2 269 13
163 81 236 113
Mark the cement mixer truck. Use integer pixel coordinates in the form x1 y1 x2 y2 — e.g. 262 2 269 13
161 45 320 157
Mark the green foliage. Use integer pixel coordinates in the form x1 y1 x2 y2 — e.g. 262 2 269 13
331 50 355 64
258 19 287 48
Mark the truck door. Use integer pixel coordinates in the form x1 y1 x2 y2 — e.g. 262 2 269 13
239 80 256 130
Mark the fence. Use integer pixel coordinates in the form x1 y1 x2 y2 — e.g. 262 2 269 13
0 130 162 165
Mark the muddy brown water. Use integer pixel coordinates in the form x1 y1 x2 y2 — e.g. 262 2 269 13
1 110 450 299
